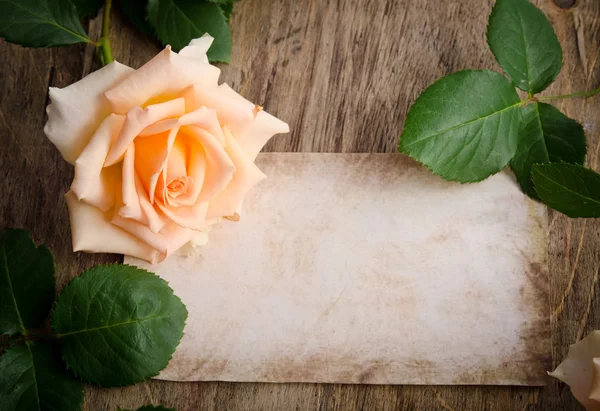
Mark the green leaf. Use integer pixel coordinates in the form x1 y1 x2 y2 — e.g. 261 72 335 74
398 70 523 182
120 406 177 411
147 0 232 62
0 0 91 47
510 103 587 198
532 163 600 218
52 264 187 387
72 0 103 18
0 229 55 337
487 0 562 94
206 0 240 19
118 0 154 36
219 1 238 22
0 342 85 411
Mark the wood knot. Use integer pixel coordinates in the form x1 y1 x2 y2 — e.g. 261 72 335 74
553 0 577 9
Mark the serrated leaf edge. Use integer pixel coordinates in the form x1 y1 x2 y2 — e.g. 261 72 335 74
52 263 187 387
485 0 563 94
1 229 55 337
398 69 523 183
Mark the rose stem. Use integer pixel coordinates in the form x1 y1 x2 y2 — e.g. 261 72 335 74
98 0 114 66
538 85 600 102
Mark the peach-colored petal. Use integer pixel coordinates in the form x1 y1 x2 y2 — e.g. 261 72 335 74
161 223 197 255
589 359 600 406
182 83 254 136
157 201 209 231
71 114 125 211
112 209 168 254
237 109 290 161
117 144 168 233
179 106 225 146
165 137 188 187
119 172 167 234
136 127 180 203
44 62 134 164
104 46 220 114
65 190 159 263
120 144 139 216
179 34 213 64
105 98 185 166
206 128 266 219
112 203 197 257
171 145 206 206
180 125 235 203
135 131 168 198
549 331 600 411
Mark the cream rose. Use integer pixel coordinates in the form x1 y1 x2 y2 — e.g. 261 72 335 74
550 331 600 411
44 35 289 264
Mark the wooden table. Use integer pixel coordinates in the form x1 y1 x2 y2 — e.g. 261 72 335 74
1 0 599 409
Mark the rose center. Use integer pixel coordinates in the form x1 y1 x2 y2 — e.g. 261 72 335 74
167 176 193 199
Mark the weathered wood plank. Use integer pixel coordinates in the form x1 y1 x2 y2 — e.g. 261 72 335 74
1 0 599 409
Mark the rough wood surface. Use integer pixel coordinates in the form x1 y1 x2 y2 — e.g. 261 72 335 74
0 0 598 409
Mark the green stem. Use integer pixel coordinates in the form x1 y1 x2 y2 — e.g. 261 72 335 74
98 0 114 66
538 86 600 102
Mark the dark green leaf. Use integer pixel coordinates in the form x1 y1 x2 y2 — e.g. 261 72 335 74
0 342 85 411
532 163 600 218
398 70 523 182
0 229 54 336
0 0 91 47
510 103 586 198
118 0 154 36
119 405 177 411
72 0 103 18
487 0 562 94
206 0 240 19
147 0 232 62
219 1 236 22
52 264 187 387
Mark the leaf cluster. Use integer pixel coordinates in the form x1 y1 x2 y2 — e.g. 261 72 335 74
399 0 600 218
0 0 240 62
0 229 186 411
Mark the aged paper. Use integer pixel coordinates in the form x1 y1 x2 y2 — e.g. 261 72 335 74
126 153 550 385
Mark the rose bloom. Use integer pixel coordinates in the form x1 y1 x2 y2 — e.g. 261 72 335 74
44 35 289 263
550 331 600 411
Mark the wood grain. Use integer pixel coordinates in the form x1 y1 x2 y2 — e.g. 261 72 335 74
0 0 599 409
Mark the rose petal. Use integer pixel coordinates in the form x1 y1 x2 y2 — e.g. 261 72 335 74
588 359 600 406
104 46 220 114
138 107 225 145
105 98 186 166
161 223 198 255
549 331 600 411
237 108 290 161
128 175 167 232
179 34 213 64
182 83 254 136
165 137 188 188
112 208 198 258
112 208 169 254
179 106 225 146
65 190 159 263
206 127 266 219
136 127 180 203
180 125 235 203
71 114 125 211
171 144 206 206
121 144 138 214
45 61 134 164
157 201 209 231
